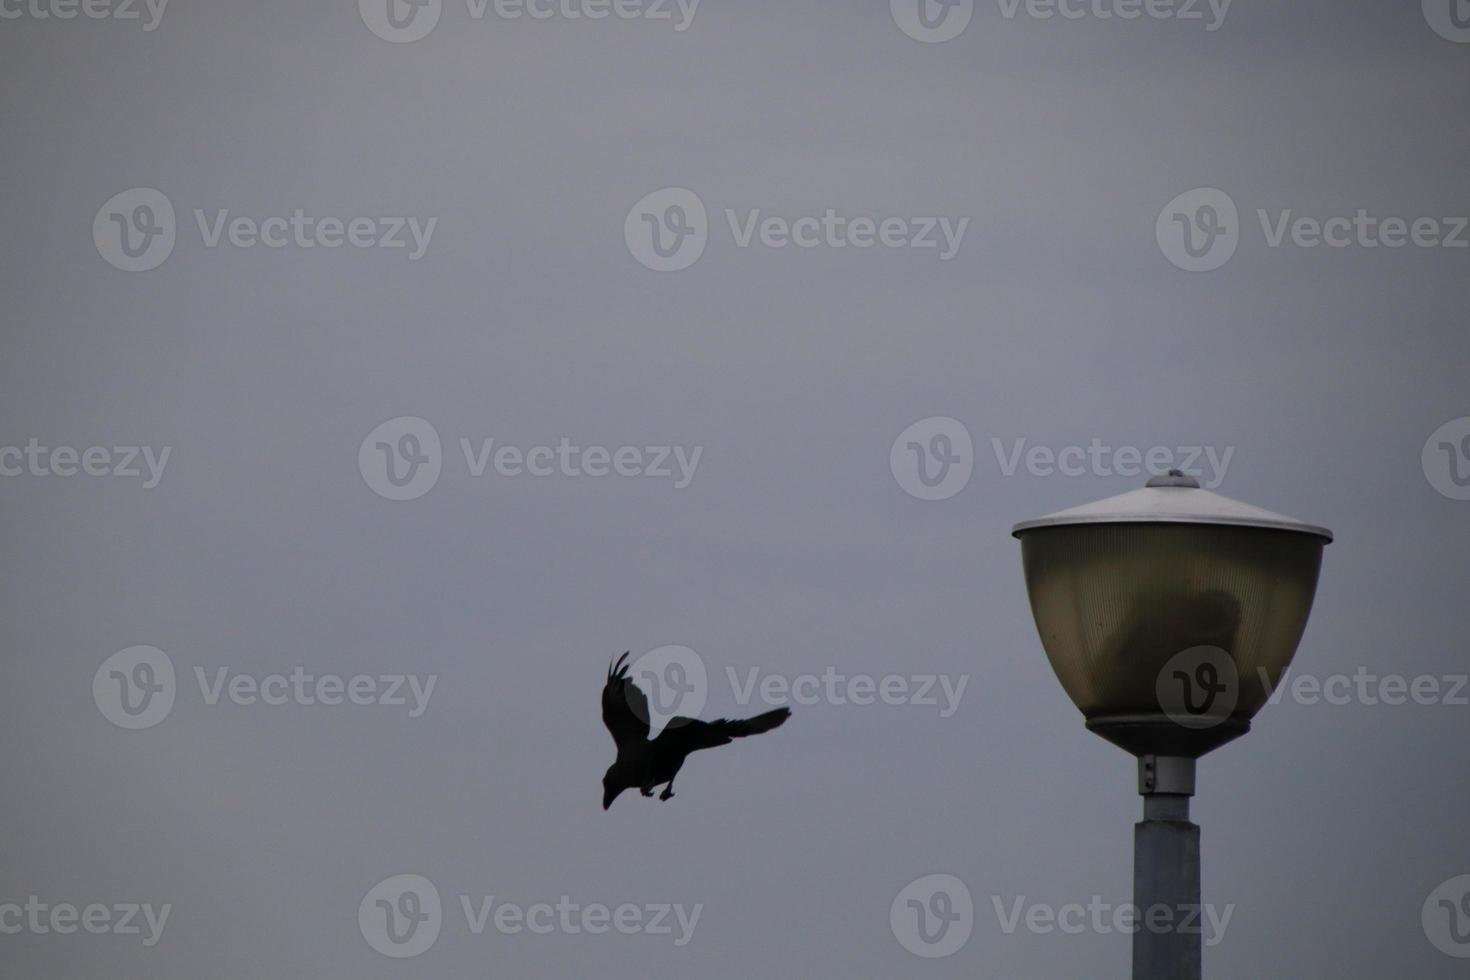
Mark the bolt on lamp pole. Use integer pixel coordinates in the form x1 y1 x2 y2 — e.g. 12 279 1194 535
1013 471 1332 980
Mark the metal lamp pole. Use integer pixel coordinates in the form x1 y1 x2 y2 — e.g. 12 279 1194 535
1134 755 1199 979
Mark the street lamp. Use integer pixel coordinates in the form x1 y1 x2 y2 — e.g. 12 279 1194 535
1012 470 1331 980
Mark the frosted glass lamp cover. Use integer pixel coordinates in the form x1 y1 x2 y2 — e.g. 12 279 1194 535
1012 472 1332 758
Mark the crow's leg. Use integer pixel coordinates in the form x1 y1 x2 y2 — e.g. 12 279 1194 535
639 759 657 797
658 759 684 801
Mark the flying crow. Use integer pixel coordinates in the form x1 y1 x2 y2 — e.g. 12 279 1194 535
601 652 791 810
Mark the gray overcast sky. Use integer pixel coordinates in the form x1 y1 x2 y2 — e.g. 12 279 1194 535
2 0 1468 976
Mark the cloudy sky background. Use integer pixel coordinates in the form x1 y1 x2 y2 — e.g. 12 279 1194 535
2 0 1468 976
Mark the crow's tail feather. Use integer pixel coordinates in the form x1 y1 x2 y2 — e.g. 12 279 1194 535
730 707 791 737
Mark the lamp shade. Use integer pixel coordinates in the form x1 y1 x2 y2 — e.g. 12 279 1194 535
1012 473 1331 758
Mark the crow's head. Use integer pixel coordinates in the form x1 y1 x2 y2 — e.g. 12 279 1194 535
601 769 626 810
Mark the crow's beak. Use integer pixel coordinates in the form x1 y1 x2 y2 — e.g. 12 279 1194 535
602 786 618 810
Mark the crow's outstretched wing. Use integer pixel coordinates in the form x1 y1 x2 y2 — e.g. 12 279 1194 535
653 707 792 755
602 652 650 749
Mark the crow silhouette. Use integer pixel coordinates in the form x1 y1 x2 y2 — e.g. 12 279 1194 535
601 652 791 810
